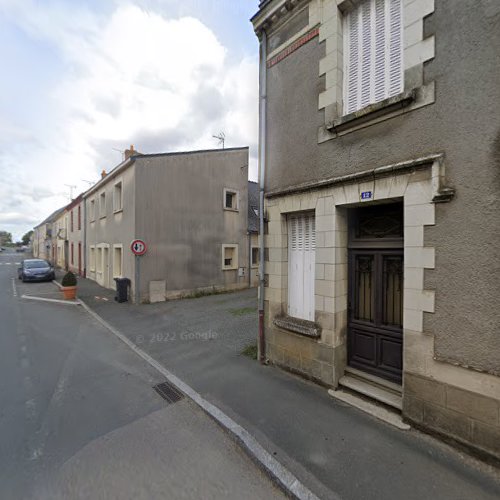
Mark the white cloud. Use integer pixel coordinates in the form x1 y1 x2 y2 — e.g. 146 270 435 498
0 0 259 239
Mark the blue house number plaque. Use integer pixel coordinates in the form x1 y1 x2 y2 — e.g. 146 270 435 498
361 191 373 200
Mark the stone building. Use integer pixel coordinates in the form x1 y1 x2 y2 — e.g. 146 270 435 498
65 194 85 276
32 206 66 263
84 147 251 302
252 0 500 460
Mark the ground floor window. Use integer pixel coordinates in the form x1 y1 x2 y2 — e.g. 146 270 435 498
89 246 95 271
222 244 238 270
113 245 123 278
96 247 103 273
288 212 315 321
251 247 259 267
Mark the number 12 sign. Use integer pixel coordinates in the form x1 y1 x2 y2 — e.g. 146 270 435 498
131 239 147 256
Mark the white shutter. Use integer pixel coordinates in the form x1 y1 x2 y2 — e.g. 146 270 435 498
374 0 387 102
344 0 403 114
288 213 316 321
388 0 403 96
346 6 361 114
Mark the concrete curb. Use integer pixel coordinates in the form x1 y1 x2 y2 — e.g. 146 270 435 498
21 295 81 306
52 279 63 289
79 298 330 500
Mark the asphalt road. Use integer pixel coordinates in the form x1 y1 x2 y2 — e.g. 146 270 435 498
77 274 500 500
0 250 284 500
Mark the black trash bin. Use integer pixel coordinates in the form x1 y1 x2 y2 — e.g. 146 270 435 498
114 277 131 303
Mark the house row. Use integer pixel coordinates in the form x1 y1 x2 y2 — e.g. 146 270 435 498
251 0 500 461
33 147 259 302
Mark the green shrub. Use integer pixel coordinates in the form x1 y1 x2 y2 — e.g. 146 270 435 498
241 344 258 360
62 271 77 287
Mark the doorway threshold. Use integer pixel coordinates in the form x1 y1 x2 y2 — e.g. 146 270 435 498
328 388 410 430
339 367 402 410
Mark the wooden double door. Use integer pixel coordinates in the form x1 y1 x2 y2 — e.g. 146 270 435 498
348 249 404 384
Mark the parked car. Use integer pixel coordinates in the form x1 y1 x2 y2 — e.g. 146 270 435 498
15 247 25 253
18 259 55 282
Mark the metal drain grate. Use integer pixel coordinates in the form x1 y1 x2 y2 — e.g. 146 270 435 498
153 381 184 404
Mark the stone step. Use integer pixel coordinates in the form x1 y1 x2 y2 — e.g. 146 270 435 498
344 366 402 394
339 374 403 410
328 388 410 430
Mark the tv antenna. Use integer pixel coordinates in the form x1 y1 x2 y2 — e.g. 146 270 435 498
112 147 125 160
64 184 77 200
212 132 226 149
81 179 95 187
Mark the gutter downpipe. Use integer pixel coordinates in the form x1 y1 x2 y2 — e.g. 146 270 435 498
258 29 267 364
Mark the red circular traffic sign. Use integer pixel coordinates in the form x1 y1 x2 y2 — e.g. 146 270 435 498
131 239 147 256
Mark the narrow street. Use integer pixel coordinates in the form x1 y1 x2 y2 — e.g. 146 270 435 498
0 249 284 500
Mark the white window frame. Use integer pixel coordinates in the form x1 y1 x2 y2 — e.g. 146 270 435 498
99 191 107 219
223 188 239 211
89 245 96 272
96 246 103 273
222 244 238 270
343 0 404 115
287 212 316 322
112 244 123 278
89 198 96 222
113 181 123 213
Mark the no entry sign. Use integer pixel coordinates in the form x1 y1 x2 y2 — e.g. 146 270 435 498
131 239 147 256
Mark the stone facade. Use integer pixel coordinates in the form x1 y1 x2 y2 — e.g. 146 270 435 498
84 148 251 303
253 0 500 461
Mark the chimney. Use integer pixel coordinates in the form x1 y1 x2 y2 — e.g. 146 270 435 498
124 144 135 160
101 169 107 179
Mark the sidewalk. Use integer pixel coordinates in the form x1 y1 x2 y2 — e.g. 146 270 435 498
68 274 500 500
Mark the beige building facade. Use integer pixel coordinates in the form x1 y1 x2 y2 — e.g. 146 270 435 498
33 207 66 263
66 195 85 276
85 147 251 302
252 0 500 461
53 208 68 270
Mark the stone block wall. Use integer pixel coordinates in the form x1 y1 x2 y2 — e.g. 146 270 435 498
404 372 500 461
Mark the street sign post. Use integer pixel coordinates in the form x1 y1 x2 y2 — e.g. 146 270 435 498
131 239 147 256
131 239 147 303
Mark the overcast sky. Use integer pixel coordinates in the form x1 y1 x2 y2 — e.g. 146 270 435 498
0 0 260 240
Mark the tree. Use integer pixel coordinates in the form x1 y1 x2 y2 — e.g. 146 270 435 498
0 231 12 246
22 230 34 246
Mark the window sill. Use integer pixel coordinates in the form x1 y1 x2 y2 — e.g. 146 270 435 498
224 207 239 212
113 209 123 215
222 267 238 271
327 89 417 134
273 315 321 339
99 216 106 220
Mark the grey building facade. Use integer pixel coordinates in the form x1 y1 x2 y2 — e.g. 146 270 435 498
252 0 500 460
84 147 250 302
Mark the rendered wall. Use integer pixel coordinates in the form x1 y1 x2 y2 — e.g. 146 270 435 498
135 149 250 300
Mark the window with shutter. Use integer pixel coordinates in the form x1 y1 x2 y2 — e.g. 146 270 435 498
344 0 403 115
288 213 316 321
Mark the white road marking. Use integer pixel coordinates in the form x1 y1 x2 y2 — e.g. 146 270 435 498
21 295 80 306
11 278 17 297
